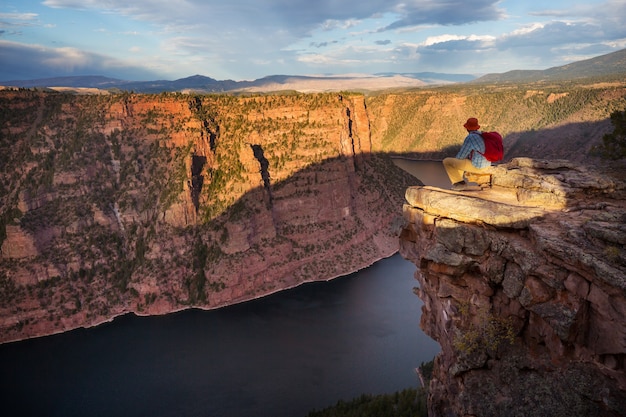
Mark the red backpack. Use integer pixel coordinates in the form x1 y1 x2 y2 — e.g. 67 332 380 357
479 131 504 162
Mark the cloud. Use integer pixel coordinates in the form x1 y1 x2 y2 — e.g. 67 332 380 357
420 34 496 48
500 21 600 48
529 0 626 20
383 0 505 30
0 12 39 21
41 0 505 38
0 40 160 80
2 0 626 80
310 41 340 48
0 11 39 34
495 17 626 66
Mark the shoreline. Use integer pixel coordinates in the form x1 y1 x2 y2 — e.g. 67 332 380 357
1 252 399 346
390 156 443 162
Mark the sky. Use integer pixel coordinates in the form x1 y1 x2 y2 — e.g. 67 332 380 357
1 0 626 82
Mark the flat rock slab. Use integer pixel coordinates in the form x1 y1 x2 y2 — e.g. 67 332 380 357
405 186 545 229
404 157 625 229
451 184 483 192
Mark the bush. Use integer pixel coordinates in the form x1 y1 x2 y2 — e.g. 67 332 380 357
306 387 428 417
592 109 626 159
453 303 516 355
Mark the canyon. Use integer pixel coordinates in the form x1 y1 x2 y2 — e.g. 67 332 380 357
1 81 625 414
0 90 415 343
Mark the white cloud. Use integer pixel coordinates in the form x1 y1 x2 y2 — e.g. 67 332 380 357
321 19 361 31
508 23 545 36
0 12 38 20
2 0 625 80
420 34 496 47
297 54 335 65
605 38 626 49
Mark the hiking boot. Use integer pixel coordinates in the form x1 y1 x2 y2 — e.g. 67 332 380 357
451 181 467 191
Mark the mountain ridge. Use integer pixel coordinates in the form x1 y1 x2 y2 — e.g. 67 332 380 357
2 47 625 92
474 48 626 83
0 73 450 93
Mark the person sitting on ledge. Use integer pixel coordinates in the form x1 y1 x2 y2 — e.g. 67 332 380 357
443 117 491 191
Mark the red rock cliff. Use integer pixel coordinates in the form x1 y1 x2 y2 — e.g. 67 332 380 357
0 91 412 343
400 158 626 416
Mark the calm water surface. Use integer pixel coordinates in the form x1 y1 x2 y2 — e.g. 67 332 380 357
392 158 450 189
1 160 443 417
0 254 440 417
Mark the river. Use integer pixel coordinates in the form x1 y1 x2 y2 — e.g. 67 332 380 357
392 158 450 189
0 159 444 417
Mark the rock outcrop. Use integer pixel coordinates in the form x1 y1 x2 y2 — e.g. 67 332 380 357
400 158 626 416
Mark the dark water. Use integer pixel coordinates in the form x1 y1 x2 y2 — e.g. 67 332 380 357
392 158 450 189
0 254 440 417
0 159 443 417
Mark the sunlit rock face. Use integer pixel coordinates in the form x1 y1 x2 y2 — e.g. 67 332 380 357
0 91 412 344
3 83 626 344
400 158 626 417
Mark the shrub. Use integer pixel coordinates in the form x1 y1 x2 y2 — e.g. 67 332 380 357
306 387 428 417
453 303 516 355
592 108 626 159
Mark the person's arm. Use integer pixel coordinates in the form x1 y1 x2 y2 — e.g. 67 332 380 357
455 133 476 159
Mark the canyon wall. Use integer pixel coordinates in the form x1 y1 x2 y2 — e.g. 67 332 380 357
400 158 626 416
367 84 626 161
0 91 412 343
1 83 625 348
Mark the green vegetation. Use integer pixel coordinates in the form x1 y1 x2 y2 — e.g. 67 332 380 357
187 92 347 222
306 361 433 417
366 81 626 157
188 235 209 304
453 303 516 355
592 108 626 159
604 246 622 263
306 388 428 417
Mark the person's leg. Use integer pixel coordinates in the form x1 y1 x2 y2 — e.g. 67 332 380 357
443 157 475 184
463 163 490 176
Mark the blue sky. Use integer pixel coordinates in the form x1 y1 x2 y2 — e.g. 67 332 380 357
1 0 625 81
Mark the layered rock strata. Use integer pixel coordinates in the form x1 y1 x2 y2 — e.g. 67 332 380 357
400 158 626 416
0 91 412 343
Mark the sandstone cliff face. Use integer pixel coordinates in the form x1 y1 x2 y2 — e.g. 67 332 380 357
366 85 626 161
400 158 626 416
0 91 412 343
2 84 625 349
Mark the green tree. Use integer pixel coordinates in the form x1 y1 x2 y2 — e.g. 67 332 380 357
593 109 626 159
187 235 209 304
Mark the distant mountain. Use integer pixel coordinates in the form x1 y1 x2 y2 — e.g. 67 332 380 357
3 48 625 92
375 72 477 83
0 74 233 93
474 48 626 83
117 75 242 93
1 75 126 88
0 72 467 93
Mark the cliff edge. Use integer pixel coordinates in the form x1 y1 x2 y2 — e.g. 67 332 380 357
399 158 626 416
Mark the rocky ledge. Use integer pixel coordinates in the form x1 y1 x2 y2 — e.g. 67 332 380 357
399 158 626 417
